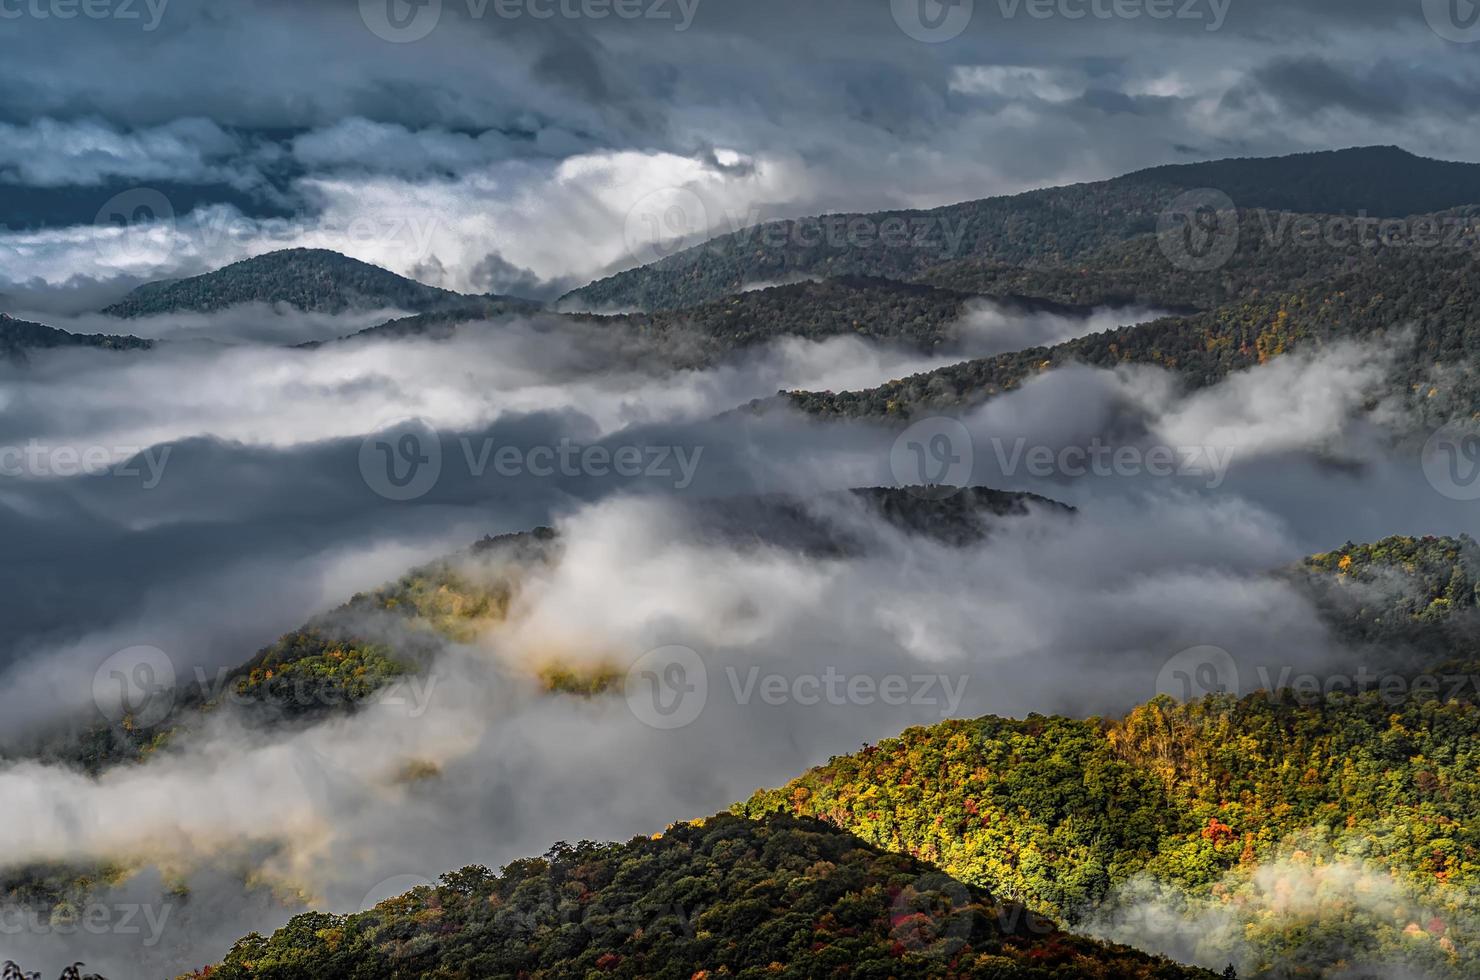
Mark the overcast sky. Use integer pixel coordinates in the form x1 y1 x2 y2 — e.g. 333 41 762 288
3 0 1479 301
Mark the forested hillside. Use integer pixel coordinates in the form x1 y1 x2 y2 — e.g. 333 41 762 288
786 244 1480 423
0 313 153 360
1298 535 1480 657
340 276 981 357
23 527 557 775
561 147 1480 312
739 690 1480 978
918 203 1480 311
100 249 532 317
337 276 1098 369
186 812 1217 980
732 536 1480 977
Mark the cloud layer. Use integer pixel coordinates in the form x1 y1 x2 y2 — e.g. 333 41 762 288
5 0 1480 303
1 311 1474 974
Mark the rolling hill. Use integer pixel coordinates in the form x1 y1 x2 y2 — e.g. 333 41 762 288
330 275 1102 371
100 248 537 318
730 538 1480 978
186 811 1217 980
738 688 1480 978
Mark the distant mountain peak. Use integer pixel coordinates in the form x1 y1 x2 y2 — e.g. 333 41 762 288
101 248 534 318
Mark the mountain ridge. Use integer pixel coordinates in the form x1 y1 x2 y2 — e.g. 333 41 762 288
185 811 1219 980
560 146 1480 313
0 312 154 360
100 248 539 318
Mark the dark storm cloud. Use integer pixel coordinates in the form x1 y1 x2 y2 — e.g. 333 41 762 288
0 0 1467 159
1237 55 1480 121
5 0 1480 292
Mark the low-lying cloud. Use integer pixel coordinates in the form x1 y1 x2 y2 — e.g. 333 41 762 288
1 317 1475 976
